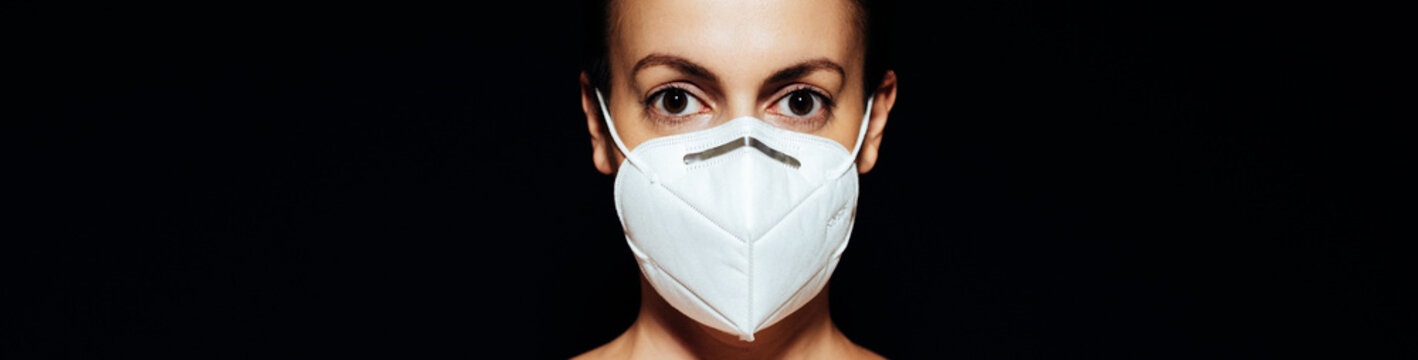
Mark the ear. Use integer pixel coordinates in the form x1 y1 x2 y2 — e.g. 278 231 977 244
581 72 618 175
856 70 897 174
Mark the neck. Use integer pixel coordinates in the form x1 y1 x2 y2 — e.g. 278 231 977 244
598 276 861 360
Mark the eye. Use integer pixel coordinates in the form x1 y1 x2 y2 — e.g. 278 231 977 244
651 88 705 116
775 89 823 117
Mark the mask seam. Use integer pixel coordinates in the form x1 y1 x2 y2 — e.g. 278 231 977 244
737 164 849 250
752 237 847 330
644 160 846 267
618 165 750 332
636 171 847 336
624 236 745 333
747 174 857 329
626 178 848 340
654 181 753 245
747 191 755 341
750 172 852 250
657 147 830 342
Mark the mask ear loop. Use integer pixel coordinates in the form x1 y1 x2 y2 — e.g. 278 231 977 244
594 89 659 183
831 96 875 176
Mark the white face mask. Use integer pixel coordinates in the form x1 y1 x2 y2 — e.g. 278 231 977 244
595 90 872 342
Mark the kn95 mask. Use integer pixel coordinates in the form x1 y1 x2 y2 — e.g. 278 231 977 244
595 89 872 342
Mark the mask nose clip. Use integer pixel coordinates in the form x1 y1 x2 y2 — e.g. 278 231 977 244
683 136 801 169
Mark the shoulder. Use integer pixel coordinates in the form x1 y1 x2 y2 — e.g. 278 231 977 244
572 335 631 360
570 348 604 360
839 336 887 359
849 344 888 360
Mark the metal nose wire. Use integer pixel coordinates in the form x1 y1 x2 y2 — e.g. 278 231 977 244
683 136 802 168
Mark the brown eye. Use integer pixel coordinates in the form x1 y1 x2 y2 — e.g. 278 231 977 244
663 89 687 113
651 87 703 116
788 90 814 115
774 89 823 118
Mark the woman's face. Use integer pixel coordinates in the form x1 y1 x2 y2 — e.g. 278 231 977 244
583 0 894 174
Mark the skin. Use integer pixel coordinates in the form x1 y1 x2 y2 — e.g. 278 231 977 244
576 0 898 358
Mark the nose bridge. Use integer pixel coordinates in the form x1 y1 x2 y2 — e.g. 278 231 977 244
720 91 761 121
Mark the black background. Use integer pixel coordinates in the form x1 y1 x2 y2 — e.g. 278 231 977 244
5 1 1409 358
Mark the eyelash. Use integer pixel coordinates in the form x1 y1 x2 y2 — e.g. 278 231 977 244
778 84 835 109
641 84 691 107
639 83 836 121
767 85 835 128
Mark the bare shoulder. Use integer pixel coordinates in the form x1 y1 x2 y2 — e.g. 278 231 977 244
853 344 888 360
571 343 615 360
839 337 888 360
571 334 630 360
570 347 604 360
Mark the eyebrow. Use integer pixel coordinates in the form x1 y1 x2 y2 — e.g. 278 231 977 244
631 54 846 90
632 53 719 83
765 59 846 86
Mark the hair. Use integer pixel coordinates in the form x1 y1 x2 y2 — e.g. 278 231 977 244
581 0 893 103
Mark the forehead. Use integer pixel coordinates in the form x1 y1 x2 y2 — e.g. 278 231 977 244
611 0 861 80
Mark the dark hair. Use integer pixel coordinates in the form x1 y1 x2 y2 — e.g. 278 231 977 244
581 0 892 102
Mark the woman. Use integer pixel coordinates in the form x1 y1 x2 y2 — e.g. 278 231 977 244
575 0 898 358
